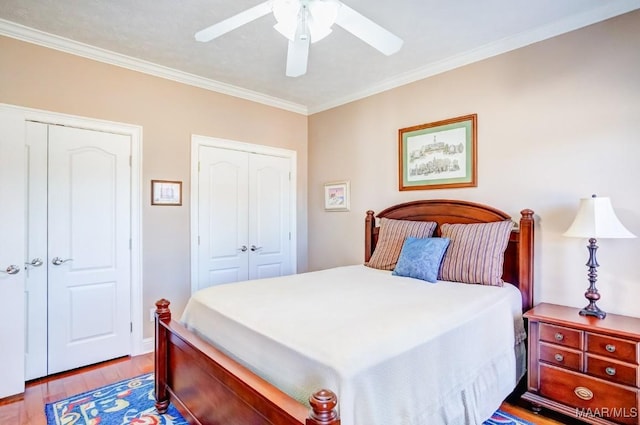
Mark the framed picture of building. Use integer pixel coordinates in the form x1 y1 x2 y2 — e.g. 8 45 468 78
399 114 477 191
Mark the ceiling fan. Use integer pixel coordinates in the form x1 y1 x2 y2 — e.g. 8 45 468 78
195 0 403 77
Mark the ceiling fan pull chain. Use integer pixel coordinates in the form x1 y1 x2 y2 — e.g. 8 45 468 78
297 4 310 41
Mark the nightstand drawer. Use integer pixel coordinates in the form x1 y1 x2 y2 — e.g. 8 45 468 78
540 323 583 350
586 354 639 387
540 341 582 371
539 364 639 425
588 333 639 364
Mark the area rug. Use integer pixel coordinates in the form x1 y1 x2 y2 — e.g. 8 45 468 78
45 373 187 425
484 409 534 425
46 373 533 425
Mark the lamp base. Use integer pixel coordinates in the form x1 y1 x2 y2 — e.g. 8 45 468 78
578 237 606 320
579 303 606 319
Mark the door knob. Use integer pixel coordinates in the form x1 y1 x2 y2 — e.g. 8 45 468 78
1 265 20 275
25 258 44 268
250 245 262 252
238 245 248 252
52 257 73 266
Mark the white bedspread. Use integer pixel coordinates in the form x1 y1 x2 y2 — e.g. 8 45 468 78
181 265 526 425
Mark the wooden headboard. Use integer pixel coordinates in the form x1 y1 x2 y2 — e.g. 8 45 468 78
364 199 534 312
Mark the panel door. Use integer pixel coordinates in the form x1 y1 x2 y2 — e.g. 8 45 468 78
24 121 49 380
248 154 292 279
0 108 26 398
197 146 249 290
46 125 132 374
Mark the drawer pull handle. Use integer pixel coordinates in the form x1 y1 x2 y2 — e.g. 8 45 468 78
554 353 564 362
554 333 564 341
605 367 616 376
605 344 616 353
574 386 594 401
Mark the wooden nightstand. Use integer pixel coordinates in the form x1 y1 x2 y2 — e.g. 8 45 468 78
523 303 640 425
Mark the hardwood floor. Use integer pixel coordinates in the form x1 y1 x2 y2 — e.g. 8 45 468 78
0 354 153 425
501 397 584 425
0 353 579 425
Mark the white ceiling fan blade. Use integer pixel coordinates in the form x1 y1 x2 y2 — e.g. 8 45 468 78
195 1 272 42
286 37 310 77
335 3 403 55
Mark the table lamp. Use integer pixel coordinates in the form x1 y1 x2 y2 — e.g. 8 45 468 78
563 194 636 319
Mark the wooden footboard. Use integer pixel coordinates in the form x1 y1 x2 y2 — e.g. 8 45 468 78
154 299 340 425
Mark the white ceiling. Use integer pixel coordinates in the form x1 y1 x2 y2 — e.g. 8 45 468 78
1 0 639 114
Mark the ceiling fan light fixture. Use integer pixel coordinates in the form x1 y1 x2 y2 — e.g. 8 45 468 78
307 0 340 42
272 0 339 43
273 0 300 40
274 20 297 41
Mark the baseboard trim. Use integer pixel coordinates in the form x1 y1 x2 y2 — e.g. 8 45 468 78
136 337 154 355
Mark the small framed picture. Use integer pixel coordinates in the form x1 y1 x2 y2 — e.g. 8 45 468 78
151 180 182 206
324 181 350 212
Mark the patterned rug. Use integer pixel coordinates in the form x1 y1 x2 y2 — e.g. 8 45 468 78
46 373 533 425
45 373 187 425
484 410 534 425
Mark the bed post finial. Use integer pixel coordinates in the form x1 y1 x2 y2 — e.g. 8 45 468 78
306 389 340 425
365 210 376 263
155 298 171 322
520 209 534 221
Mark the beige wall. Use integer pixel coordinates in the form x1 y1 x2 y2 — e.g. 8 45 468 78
2 8 639 345
308 11 640 317
0 37 308 338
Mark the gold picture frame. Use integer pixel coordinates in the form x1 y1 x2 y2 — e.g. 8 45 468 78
399 114 477 191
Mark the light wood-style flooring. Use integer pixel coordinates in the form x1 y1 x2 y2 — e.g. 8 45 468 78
0 354 153 424
0 353 579 424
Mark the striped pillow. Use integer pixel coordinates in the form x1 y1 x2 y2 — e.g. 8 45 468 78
438 220 514 286
366 218 437 270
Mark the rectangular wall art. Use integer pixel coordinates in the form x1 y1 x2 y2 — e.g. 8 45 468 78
324 181 350 211
399 114 477 191
151 180 182 206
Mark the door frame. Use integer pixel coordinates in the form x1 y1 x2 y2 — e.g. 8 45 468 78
190 135 297 294
0 103 146 356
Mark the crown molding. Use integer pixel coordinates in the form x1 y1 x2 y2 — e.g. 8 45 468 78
2 0 638 116
0 19 308 115
308 0 640 114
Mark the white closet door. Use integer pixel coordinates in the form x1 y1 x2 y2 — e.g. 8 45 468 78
0 109 26 398
47 125 132 374
248 154 292 279
25 122 49 380
197 146 249 290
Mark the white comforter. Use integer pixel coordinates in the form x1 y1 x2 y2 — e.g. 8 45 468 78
181 265 526 425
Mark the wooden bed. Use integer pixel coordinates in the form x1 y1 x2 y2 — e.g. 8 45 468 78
154 199 535 425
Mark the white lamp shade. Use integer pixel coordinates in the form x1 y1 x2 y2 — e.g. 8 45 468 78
563 195 636 239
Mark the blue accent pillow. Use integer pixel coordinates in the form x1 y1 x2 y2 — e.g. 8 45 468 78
392 237 451 283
